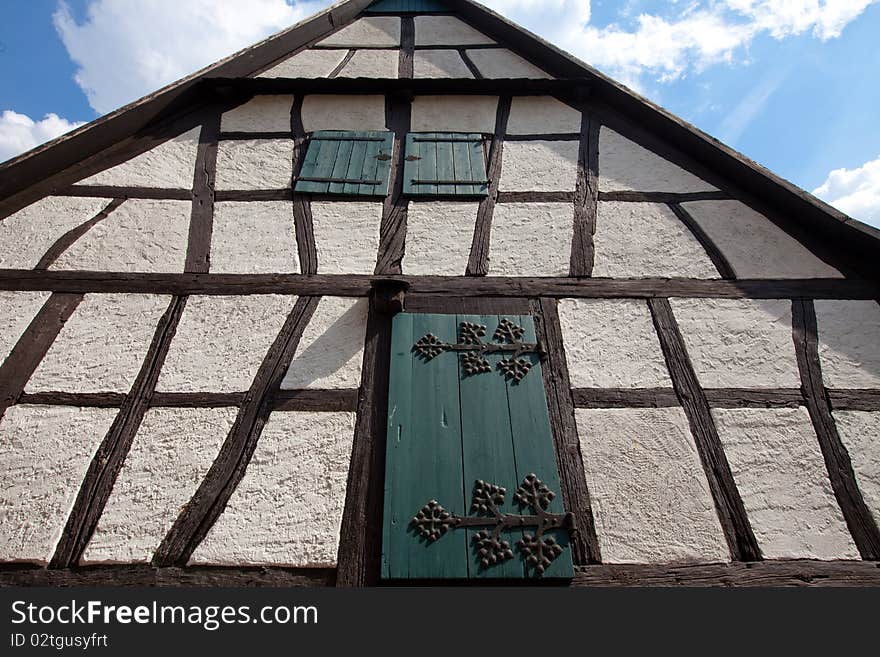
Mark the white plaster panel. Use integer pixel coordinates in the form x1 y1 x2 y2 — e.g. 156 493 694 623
157 295 297 393
0 291 51 367
592 201 719 279
27 294 171 394
301 95 387 132
220 95 293 133
414 16 496 46
259 49 348 78
670 298 800 388
338 49 399 78
499 141 579 192
814 301 880 389
79 127 200 188
317 17 400 47
82 408 236 564
281 297 368 390
507 96 581 135
50 199 190 273
311 202 381 274
403 201 476 275
575 407 730 564
683 200 843 279
466 48 552 79
211 201 299 274
714 408 859 560
834 411 880 526
488 202 572 276
0 405 117 564
214 139 294 190
599 127 717 193
559 298 672 388
414 50 474 79
189 411 355 567
0 196 111 270
410 95 498 133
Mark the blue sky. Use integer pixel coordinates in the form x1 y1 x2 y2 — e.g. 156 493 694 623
1 0 878 226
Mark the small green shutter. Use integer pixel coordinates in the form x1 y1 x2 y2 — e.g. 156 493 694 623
381 313 575 580
295 131 394 196
403 133 489 198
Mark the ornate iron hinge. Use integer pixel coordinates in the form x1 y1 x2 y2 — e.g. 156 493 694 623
412 318 541 382
411 474 573 575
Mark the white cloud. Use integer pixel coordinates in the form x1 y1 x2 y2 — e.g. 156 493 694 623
0 110 85 164
813 156 880 227
54 0 327 115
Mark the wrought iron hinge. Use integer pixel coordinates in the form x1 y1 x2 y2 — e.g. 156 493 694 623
412 318 542 382
411 474 573 575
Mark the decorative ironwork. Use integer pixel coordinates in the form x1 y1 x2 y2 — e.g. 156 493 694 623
411 319 541 382
410 474 573 576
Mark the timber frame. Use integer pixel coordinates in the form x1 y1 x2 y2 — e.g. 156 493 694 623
2 0 880 588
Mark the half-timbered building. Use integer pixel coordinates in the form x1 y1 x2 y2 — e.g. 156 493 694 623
1 0 879 587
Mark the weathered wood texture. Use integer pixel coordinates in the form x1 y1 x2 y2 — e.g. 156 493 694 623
570 110 598 277
0 565 335 588
329 50 357 79
59 186 192 200
791 298 880 560
458 48 483 80
648 297 761 561
571 388 806 409
185 114 220 273
291 96 317 274
50 296 188 568
467 96 511 276
399 17 415 79
375 95 413 275
668 202 736 279
0 293 83 420
35 199 126 270
336 294 393 587
152 296 320 566
598 191 730 203
405 294 530 315
1 271 876 300
531 298 602 564
829 389 880 412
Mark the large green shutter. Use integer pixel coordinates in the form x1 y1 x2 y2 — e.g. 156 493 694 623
381 313 574 580
403 133 489 198
295 131 394 196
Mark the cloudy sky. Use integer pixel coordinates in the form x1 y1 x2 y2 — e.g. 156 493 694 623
1 0 878 227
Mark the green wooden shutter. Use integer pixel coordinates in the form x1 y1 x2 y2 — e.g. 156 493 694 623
403 133 489 198
381 313 574 580
295 131 394 196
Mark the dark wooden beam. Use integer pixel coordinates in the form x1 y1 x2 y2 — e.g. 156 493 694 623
49 296 188 568
668 202 736 279
291 96 317 274
374 94 412 275
791 299 880 560
405 294 530 315
0 293 83 421
152 296 320 566
531 298 602 564
329 50 357 79
17 392 127 408
185 114 220 273
648 297 761 561
1 271 876 300
271 388 359 412
60 186 192 200
506 133 581 142
219 131 292 140
0 564 335 587
399 17 415 79
458 48 483 79
598 190 731 203
570 110 598 277
467 96 511 276
35 199 126 271
829 389 880 412
336 293 393 587
572 387 806 409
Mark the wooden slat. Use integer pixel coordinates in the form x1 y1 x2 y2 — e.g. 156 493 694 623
185 114 221 273
668 202 736 279
375 95 412 275
791 298 880 559
327 134 356 195
570 109 598 277
829 389 880 412
648 297 761 562
571 387 806 409
345 136 369 196
399 15 415 79
436 134 456 196
291 96 317 275
504 314 574 578
458 314 523 579
35 199 126 270
152 296 320 566
599 190 731 203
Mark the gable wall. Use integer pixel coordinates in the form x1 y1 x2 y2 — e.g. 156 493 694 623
0 5 878 584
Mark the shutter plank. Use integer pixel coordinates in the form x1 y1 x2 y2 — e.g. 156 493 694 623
382 313 468 579
458 314 524 578
436 133 456 196
421 136 439 197
373 131 395 197
402 133 418 197
294 133 325 194
505 315 575 579
344 136 369 196
328 135 355 195
471 136 490 197
452 137 475 197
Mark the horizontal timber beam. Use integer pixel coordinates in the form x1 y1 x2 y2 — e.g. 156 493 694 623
0 271 876 299
572 388 808 409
